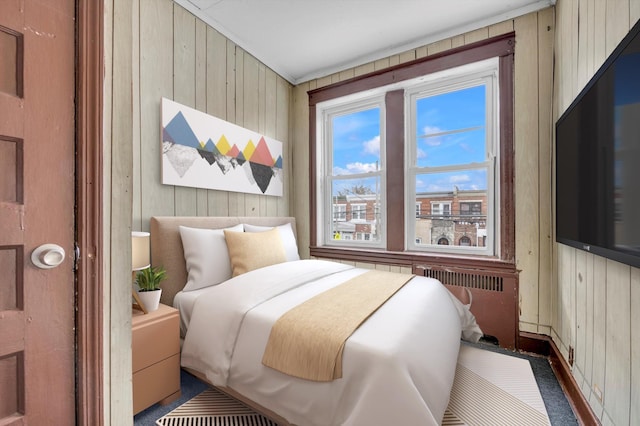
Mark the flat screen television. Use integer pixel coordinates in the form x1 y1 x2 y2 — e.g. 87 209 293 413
556 18 640 269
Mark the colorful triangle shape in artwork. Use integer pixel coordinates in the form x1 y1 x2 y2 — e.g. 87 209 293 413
227 144 241 158
243 140 256 162
250 137 275 167
217 135 232 155
203 138 218 153
274 155 283 169
164 111 200 149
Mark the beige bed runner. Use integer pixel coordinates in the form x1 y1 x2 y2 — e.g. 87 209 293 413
262 270 413 381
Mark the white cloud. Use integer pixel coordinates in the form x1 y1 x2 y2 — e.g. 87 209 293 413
333 162 378 175
449 174 471 183
362 135 380 155
422 125 442 135
420 126 444 146
416 173 482 193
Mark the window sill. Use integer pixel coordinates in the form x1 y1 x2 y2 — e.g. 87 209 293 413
309 245 517 274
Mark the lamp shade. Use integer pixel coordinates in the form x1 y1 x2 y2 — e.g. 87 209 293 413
131 231 150 271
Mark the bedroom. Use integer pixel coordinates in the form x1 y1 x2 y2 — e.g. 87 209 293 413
117 1 638 424
1 0 637 425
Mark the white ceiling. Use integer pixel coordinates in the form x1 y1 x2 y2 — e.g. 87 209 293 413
175 0 555 84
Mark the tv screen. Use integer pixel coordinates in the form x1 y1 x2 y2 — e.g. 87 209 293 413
556 18 640 269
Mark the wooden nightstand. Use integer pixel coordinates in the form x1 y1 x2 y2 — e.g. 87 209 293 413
132 303 181 415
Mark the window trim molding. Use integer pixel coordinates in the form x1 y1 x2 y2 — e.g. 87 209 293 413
308 33 515 265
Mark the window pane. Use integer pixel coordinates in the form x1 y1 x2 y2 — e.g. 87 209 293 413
416 169 487 193
332 107 380 176
415 85 486 167
332 203 346 221
331 177 381 243
414 171 488 248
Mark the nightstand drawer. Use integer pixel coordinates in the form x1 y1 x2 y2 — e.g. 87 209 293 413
132 353 180 415
132 305 180 373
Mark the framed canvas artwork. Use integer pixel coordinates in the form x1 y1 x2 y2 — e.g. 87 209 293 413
161 98 283 196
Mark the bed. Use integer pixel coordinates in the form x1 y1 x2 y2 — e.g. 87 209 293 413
150 216 482 426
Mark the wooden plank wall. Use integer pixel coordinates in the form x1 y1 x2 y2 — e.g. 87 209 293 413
293 9 555 339
104 0 134 423
104 0 293 424
132 0 293 233
554 1 640 424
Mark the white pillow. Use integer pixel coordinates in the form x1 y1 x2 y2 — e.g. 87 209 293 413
179 224 243 291
243 222 300 261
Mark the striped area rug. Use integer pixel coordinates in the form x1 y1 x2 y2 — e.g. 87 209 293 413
155 387 277 425
156 345 550 426
443 344 550 425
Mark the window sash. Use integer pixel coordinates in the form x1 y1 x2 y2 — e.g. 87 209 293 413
320 97 386 249
405 62 498 256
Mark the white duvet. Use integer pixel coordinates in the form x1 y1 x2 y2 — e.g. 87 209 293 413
181 259 476 426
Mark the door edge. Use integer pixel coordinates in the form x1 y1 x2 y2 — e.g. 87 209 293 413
76 0 104 424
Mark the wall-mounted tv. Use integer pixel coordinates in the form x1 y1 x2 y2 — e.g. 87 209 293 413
556 18 640 269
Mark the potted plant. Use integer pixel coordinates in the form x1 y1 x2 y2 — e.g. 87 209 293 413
135 265 167 312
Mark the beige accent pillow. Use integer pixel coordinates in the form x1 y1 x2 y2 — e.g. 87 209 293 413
224 227 287 276
243 222 300 261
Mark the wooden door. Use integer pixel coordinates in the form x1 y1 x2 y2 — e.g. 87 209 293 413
0 0 76 424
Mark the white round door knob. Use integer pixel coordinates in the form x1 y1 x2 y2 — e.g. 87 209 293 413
31 244 66 269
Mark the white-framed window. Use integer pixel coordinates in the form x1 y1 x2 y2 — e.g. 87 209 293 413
406 58 498 256
351 203 367 221
431 202 451 217
310 35 514 264
355 232 372 241
333 203 346 221
317 96 385 248
315 57 501 257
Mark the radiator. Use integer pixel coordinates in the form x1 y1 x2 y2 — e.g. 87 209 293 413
414 264 519 349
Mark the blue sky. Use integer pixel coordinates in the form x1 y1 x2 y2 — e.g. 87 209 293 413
332 107 381 176
331 84 488 193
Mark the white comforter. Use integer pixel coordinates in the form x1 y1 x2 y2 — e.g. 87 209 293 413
181 259 468 426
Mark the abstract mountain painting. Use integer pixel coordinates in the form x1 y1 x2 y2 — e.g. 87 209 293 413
161 97 283 196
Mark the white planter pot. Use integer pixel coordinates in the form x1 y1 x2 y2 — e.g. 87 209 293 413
137 289 162 313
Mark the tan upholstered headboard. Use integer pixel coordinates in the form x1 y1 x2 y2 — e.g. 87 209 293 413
150 216 297 307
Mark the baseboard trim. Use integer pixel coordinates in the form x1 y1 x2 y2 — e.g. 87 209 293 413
519 332 600 426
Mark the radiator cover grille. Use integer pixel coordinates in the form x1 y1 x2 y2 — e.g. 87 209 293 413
422 269 504 293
